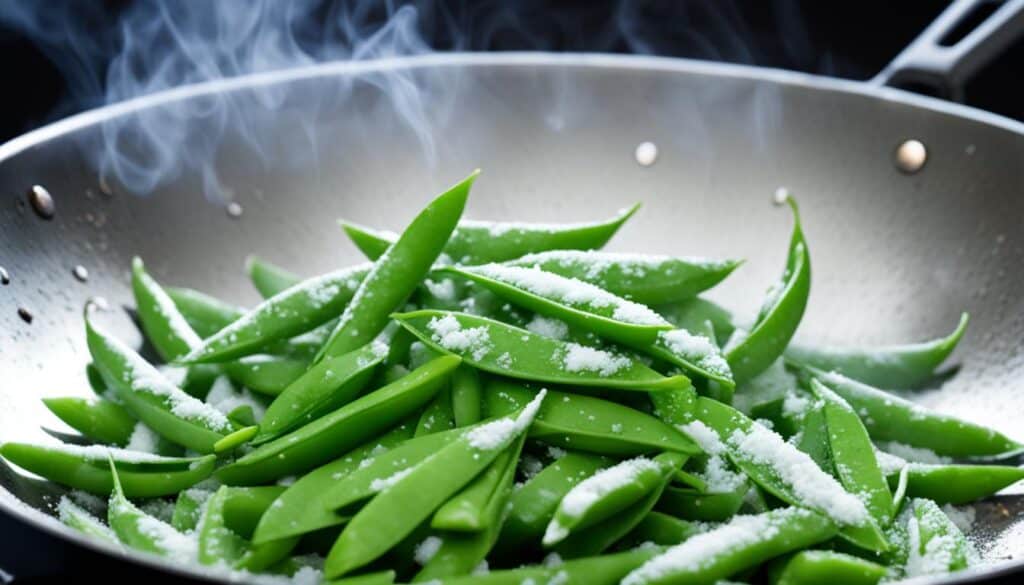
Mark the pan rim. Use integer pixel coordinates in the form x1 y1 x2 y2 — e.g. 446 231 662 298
0 51 1022 583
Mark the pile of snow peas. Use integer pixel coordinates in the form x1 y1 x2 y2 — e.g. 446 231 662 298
5 169 1024 585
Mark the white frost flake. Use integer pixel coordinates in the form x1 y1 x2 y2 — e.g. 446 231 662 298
426 314 492 362
561 343 631 377
658 329 730 377
465 389 547 452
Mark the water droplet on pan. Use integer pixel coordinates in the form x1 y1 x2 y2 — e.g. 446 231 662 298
894 139 927 174
634 142 658 167
0 266 9 285
72 265 89 282
17 307 33 324
28 185 55 219
226 202 243 218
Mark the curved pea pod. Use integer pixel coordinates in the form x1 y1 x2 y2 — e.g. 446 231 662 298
255 343 387 443
903 498 974 576
886 463 1024 505
251 421 416 544
649 385 698 427
622 507 836 585
43 397 137 446
693 397 888 553
450 365 482 427
58 497 119 544
655 480 748 522
0 442 215 497
787 313 968 390
166 286 245 338
220 486 286 539
416 386 455 437
657 297 735 344
318 173 475 362
106 461 197 562
432 433 526 532
484 382 699 456
768 550 886 585
172 487 213 532
223 354 309 396
726 197 810 384
394 310 690 392
809 379 894 524
543 452 685 547
247 255 301 298
440 264 673 347
217 356 460 485
437 547 660 585
505 250 742 306
131 257 202 362
86 316 232 453
180 263 371 364
648 328 734 388
342 203 639 265
809 368 1023 459
197 486 250 566
324 390 547 577
623 511 702 547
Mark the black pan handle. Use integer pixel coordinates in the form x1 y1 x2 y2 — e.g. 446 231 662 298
872 0 1024 101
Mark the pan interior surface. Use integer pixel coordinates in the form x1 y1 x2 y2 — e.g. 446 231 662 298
0 54 1022 582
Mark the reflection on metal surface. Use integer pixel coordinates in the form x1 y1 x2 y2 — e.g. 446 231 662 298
27 185 55 220
72 266 89 283
634 141 658 166
0 267 9 285
895 139 928 173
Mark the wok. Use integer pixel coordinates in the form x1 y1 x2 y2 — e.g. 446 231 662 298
1 1 1024 582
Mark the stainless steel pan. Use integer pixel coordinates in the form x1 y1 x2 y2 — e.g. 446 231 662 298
1 1 1024 582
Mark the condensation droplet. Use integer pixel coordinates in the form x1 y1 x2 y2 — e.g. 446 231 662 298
773 187 790 206
965 144 976 156
634 142 658 167
895 139 927 174
72 265 89 282
28 185 55 219
0 266 9 285
226 202 243 218
17 307 33 324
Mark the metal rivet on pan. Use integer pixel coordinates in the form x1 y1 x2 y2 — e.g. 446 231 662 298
895 139 927 174
0 266 9 285
226 202 243 218
28 185 55 219
634 142 658 167
72 265 89 282
17 307 33 323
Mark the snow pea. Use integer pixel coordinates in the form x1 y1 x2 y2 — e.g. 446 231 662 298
415 386 455 437
394 310 690 392
648 327 734 389
432 433 526 532
808 368 1023 458
341 203 639 265
171 487 212 532
450 365 482 426
219 486 287 538
483 381 699 456
786 313 968 390
198 486 250 566
58 497 119 544
247 255 301 298
217 356 460 485
726 197 810 384
251 421 416 544
793 400 832 471
131 258 203 361
649 384 698 428
886 463 1024 505
324 391 546 577
440 264 672 347
86 315 232 453
0 443 215 497
180 263 372 364
655 479 748 522
657 297 735 344
223 354 309 396
317 172 475 362
166 286 245 338
769 550 886 585
505 250 742 306
892 466 910 513
544 453 685 546
494 451 612 556
437 547 661 585
106 461 197 562
904 498 973 576
43 397 136 446
622 507 836 585
622 511 701 547
255 343 386 443
693 397 888 553
809 379 893 525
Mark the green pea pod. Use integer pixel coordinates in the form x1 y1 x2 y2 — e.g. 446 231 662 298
166 286 245 338
622 511 702 547
220 486 286 539
657 297 735 344
647 328 734 389
693 397 888 553
106 460 197 562
809 379 894 525
318 172 476 361
892 466 910 513
809 368 1023 458
649 385 698 427
247 255 301 298
544 452 685 546
904 498 973 576
505 250 742 306
324 390 546 577
0 442 215 497
180 263 371 364
415 386 455 437
886 463 1024 505
432 433 526 532
198 486 250 566
131 257 202 362
786 313 968 390
440 264 673 347
43 397 137 446
172 488 213 532
394 310 690 392
251 421 416 544
255 343 387 443
794 401 832 471
217 356 460 485
621 507 836 585
86 316 231 453
436 547 660 585
655 480 749 522
450 365 482 426
769 550 886 585
726 197 810 384
223 354 309 396
341 203 639 265
484 382 699 456
58 497 119 544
